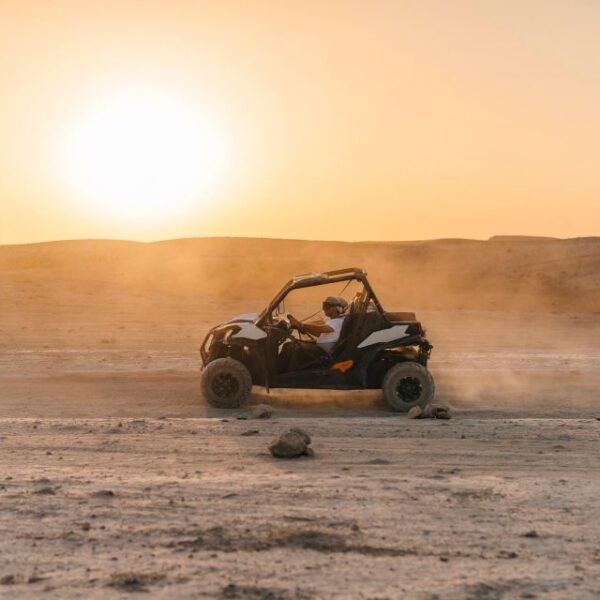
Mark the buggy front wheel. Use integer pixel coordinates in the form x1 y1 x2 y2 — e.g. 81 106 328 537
382 362 434 412
201 357 252 408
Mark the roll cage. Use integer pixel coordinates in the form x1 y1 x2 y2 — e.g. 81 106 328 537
256 267 388 327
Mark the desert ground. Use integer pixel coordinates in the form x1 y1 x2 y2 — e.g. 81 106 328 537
1 238 600 598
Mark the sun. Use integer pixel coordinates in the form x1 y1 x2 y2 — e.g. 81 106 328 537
59 90 229 223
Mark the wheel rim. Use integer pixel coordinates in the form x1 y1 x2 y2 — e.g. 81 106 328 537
212 373 239 398
395 376 422 404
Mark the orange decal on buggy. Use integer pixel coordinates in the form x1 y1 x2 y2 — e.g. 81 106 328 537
331 360 354 373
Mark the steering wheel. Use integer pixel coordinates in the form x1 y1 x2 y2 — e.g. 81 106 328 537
287 313 319 341
272 318 317 346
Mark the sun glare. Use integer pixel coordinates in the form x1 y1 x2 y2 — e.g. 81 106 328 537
59 90 229 223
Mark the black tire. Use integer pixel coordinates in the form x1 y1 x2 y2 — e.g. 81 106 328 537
201 358 252 408
382 362 435 412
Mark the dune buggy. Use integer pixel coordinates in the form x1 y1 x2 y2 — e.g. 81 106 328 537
200 268 434 412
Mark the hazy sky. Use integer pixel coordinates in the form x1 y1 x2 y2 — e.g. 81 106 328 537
1 0 599 244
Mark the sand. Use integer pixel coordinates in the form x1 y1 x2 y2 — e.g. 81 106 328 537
2 415 600 598
1 238 600 598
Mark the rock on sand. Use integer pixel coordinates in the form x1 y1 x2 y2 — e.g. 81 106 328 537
269 428 312 458
251 404 273 419
408 405 451 419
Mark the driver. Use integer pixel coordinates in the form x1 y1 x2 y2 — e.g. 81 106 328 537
279 296 347 371
288 296 347 353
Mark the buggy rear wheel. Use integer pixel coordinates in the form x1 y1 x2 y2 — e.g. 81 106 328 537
382 362 434 412
201 357 252 408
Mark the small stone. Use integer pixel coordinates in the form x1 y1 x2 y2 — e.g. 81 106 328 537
269 429 311 458
0 575 15 585
523 530 539 538
92 489 115 498
407 406 423 419
33 486 56 495
240 430 259 436
251 404 273 419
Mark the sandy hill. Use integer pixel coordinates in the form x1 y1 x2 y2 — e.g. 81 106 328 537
0 236 599 315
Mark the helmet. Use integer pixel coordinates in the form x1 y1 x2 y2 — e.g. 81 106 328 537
322 296 348 312
323 296 343 307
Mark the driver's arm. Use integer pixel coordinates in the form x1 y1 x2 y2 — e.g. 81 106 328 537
288 315 333 336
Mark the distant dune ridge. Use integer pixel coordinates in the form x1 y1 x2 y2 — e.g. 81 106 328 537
1 236 599 314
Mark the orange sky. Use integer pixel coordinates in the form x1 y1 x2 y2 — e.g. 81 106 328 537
1 0 599 244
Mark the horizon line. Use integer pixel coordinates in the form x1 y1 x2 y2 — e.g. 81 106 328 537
2 233 599 249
